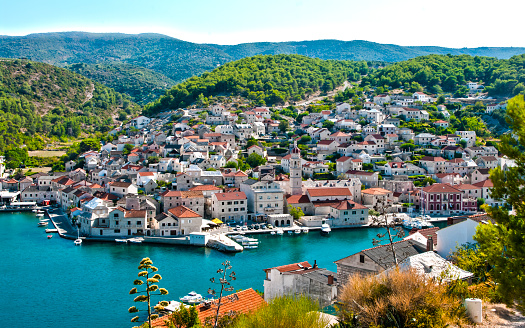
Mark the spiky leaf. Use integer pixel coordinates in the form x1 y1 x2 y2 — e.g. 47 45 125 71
128 306 139 313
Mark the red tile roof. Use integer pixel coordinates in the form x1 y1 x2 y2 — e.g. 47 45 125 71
410 227 439 245
168 205 201 218
189 185 221 191
264 261 312 273
286 194 311 204
473 179 493 188
307 188 352 197
331 200 368 210
162 190 204 198
213 192 247 201
422 183 461 193
361 188 391 195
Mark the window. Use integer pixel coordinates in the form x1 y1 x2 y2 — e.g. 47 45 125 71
137 221 141 225
360 255 365 263
114 229 120 233
115 221 119 225
352 211 356 215
344 211 348 215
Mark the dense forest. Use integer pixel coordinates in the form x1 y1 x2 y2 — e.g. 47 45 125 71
0 59 140 152
2 32 525 103
362 54 525 97
144 54 368 114
67 62 176 104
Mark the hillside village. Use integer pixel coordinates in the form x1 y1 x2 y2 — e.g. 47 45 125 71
0 80 516 316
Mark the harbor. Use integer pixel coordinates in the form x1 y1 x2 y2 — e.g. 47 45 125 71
2 210 446 328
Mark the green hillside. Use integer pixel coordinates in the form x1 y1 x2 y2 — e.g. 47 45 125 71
2 32 525 103
362 54 525 97
0 58 140 152
144 54 367 114
67 62 176 104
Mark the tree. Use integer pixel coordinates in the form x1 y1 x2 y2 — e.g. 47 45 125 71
246 153 266 168
165 304 200 328
288 205 304 221
474 94 525 312
246 138 258 148
128 258 169 327
224 161 238 169
278 120 289 133
207 260 237 328
123 144 134 155
79 138 100 152
322 120 334 130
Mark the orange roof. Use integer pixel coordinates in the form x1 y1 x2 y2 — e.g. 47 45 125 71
168 205 201 218
189 185 221 191
150 289 266 328
422 183 461 193
331 200 368 210
286 194 310 204
361 188 391 195
307 188 352 197
264 261 312 273
473 179 493 188
162 190 204 198
214 192 246 201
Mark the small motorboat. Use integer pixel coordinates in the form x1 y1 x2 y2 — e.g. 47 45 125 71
287 230 293 234
244 245 258 249
129 237 144 244
294 229 301 234
270 231 276 235
47 235 53 239
163 300 188 312
302 227 309 233
321 223 331 235
36 213 45 218
115 239 128 243
38 219 49 227
74 238 82 245
180 291 204 305
276 229 284 236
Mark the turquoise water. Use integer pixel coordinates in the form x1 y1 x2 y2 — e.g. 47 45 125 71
1 212 446 328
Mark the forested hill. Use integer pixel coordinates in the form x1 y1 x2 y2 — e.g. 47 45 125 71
0 59 140 152
143 54 367 114
2 32 525 103
362 54 525 97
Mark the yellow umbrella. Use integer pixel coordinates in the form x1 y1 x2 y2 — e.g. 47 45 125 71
212 218 223 225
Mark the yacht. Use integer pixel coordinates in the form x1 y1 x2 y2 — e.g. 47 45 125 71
180 291 203 305
321 223 331 235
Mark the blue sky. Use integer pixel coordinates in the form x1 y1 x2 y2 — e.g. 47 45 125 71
1 0 523 47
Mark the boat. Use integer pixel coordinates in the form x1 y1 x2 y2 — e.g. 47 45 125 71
129 237 144 244
32 209 37 213
37 210 45 214
74 238 82 245
321 223 331 235
45 228 58 233
270 231 276 235
47 235 53 239
276 229 284 236
243 245 258 249
38 219 49 227
36 213 44 218
302 227 309 233
294 229 301 234
163 300 188 312
115 239 128 243
180 291 204 305
287 230 293 234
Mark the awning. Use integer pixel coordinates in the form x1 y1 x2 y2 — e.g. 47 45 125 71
212 218 223 224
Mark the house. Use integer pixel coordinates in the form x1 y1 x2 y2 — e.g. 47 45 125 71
470 168 490 183
247 145 267 158
433 120 449 129
161 190 205 216
436 219 479 258
107 181 138 197
263 261 337 308
419 156 447 174
329 200 369 226
361 188 393 208
473 179 502 207
240 180 285 218
130 116 151 129
167 205 203 235
420 183 477 215
344 170 378 188
414 133 436 146
336 157 362 176
211 192 248 223
475 156 498 169
334 239 427 283
302 161 329 178
456 131 476 148
413 92 430 102
94 207 147 237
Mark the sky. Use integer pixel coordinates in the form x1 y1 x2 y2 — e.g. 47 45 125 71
1 0 524 48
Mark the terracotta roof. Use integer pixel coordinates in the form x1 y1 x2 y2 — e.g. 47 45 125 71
331 200 368 210
264 261 312 273
318 140 337 145
162 190 204 198
168 205 201 218
213 192 247 201
108 181 132 188
420 156 446 162
189 185 221 191
361 188 391 195
456 184 481 190
124 209 147 218
307 188 352 197
286 194 311 204
336 156 352 162
473 179 493 188
410 227 439 245
138 172 155 176
422 183 461 193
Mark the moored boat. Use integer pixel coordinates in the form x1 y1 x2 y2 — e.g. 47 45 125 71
302 227 309 233
38 219 49 227
294 229 301 234
180 291 203 305
129 237 144 244
276 229 284 235
115 239 128 243
47 235 53 239
321 223 331 235
74 238 82 245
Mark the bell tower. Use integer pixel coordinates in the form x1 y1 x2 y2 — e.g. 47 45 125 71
290 141 302 195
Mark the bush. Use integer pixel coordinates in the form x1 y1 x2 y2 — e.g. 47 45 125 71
338 269 467 328
232 295 329 328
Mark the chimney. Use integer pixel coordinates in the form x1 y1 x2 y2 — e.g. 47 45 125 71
327 274 334 285
313 260 317 268
427 236 434 252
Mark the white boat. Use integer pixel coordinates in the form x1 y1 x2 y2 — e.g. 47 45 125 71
302 227 309 233
276 229 284 236
294 229 301 234
244 245 258 249
180 291 204 305
420 220 434 228
163 300 188 312
38 220 49 227
321 223 331 235
37 210 45 214
402 218 414 229
74 238 82 245
36 213 44 218
270 231 276 235
115 239 128 243
129 237 144 244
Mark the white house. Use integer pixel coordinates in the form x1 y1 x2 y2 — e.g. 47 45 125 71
436 219 479 258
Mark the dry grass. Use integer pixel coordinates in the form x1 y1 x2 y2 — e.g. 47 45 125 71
339 268 468 327
28 150 66 157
